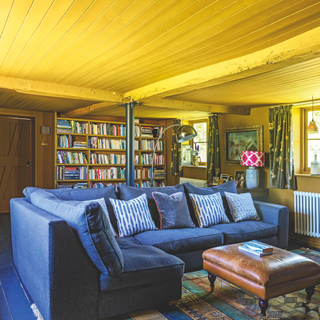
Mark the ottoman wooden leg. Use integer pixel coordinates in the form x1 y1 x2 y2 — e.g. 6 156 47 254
305 285 315 313
207 273 216 291
259 298 269 319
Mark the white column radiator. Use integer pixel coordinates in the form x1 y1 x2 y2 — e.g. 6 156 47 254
294 191 320 237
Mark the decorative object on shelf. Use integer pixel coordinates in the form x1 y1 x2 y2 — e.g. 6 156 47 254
192 144 200 166
311 154 320 175
240 150 265 189
151 123 197 185
181 145 193 165
220 174 229 182
307 96 318 134
224 125 263 165
234 170 245 187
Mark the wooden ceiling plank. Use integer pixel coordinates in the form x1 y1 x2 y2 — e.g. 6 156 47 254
64 102 120 118
125 26 320 101
49 0 201 85
41 0 175 83
103 1 320 92
0 76 123 102
142 99 250 115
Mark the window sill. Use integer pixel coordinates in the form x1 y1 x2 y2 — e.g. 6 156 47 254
295 173 320 178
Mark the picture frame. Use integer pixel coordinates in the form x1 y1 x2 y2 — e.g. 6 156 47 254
220 174 229 182
224 125 263 165
212 176 219 183
238 178 245 188
234 170 245 187
181 145 193 165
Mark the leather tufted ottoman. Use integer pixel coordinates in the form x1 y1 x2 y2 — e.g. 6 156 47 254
203 243 320 319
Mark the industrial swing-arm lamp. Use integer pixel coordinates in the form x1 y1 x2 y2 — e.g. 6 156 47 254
150 124 197 186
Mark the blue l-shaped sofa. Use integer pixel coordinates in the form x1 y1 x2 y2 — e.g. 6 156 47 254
10 181 289 320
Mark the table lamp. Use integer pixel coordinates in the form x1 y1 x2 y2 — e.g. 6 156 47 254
240 151 265 189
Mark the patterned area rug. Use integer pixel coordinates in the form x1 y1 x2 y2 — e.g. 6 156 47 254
110 248 320 320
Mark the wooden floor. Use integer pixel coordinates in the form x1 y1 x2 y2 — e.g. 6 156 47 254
0 212 36 320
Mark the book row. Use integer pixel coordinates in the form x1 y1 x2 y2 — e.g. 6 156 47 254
141 139 164 151
90 123 127 136
56 166 88 180
57 135 87 148
57 120 89 134
88 137 140 150
57 151 88 164
141 154 165 165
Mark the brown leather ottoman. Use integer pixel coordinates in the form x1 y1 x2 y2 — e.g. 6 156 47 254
203 243 320 319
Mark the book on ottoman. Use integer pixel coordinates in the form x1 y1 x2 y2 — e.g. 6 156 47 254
238 240 273 257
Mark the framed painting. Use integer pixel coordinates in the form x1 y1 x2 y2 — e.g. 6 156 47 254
224 125 263 165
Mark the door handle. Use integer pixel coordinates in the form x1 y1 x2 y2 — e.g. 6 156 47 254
27 160 31 166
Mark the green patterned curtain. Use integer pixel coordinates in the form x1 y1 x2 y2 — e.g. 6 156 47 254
207 115 220 180
170 119 183 177
269 105 296 189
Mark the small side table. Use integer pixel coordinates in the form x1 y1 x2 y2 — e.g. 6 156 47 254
237 187 269 202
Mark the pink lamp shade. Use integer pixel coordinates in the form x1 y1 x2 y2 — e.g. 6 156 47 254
241 151 265 167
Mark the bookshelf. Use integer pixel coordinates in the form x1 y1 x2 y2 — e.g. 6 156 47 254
54 113 167 189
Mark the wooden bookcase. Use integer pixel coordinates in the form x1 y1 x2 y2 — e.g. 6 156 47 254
54 113 167 189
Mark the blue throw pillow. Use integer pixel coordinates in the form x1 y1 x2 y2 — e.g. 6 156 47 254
225 192 260 222
152 192 195 229
117 184 185 228
183 180 237 223
110 194 157 237
189 192 230 227
29 189 123 276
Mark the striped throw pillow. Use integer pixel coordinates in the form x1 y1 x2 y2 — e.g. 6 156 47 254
189 192 230 227
225 192 260 222
110 194 157 237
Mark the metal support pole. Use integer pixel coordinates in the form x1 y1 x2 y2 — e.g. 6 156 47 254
125 102 135 186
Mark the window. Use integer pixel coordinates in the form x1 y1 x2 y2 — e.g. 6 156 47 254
305 108 320 170
190 120 208 165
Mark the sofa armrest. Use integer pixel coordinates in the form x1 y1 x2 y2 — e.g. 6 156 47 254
10 198 100 320
254 201 289 249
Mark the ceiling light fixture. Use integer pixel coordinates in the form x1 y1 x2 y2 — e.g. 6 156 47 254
307 96 318 134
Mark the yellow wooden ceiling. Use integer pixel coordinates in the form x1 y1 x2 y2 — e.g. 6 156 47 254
1 0 320 118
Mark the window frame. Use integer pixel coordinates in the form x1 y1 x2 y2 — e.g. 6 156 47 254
303 107 320 173
189 118 209 166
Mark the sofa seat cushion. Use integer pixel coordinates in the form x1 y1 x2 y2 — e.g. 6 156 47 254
207 221 278 244
100 239 184 292
133 228 224 254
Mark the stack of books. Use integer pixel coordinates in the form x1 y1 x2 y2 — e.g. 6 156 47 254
153 169 165 178
57 119 72 133
73 141 87 148
238 240 273 257
141 126 154 138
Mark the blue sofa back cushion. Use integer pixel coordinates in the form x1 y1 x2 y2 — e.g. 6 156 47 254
23 186 119 234
183 180 237 224
118 184 185 228
29 189 124 276
152 191 195 229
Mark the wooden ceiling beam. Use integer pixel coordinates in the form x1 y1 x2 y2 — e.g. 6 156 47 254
142 99 250 115
0 76 123 103
125 27 320 101
64 102 120 118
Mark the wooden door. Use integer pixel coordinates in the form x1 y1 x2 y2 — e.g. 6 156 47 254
0 116 34 212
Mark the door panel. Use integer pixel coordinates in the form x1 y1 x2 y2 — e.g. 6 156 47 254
0 116 33 212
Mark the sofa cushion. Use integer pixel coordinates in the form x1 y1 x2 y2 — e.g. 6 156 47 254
207 221 278 244
133 228 224 254
189 192 230 227
152 192 195 229
23 186 119 233
118 184 185 227
225 192 260 222
29 189 124 276
100 238 184 292
110 194 157 237
183 180 237 224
